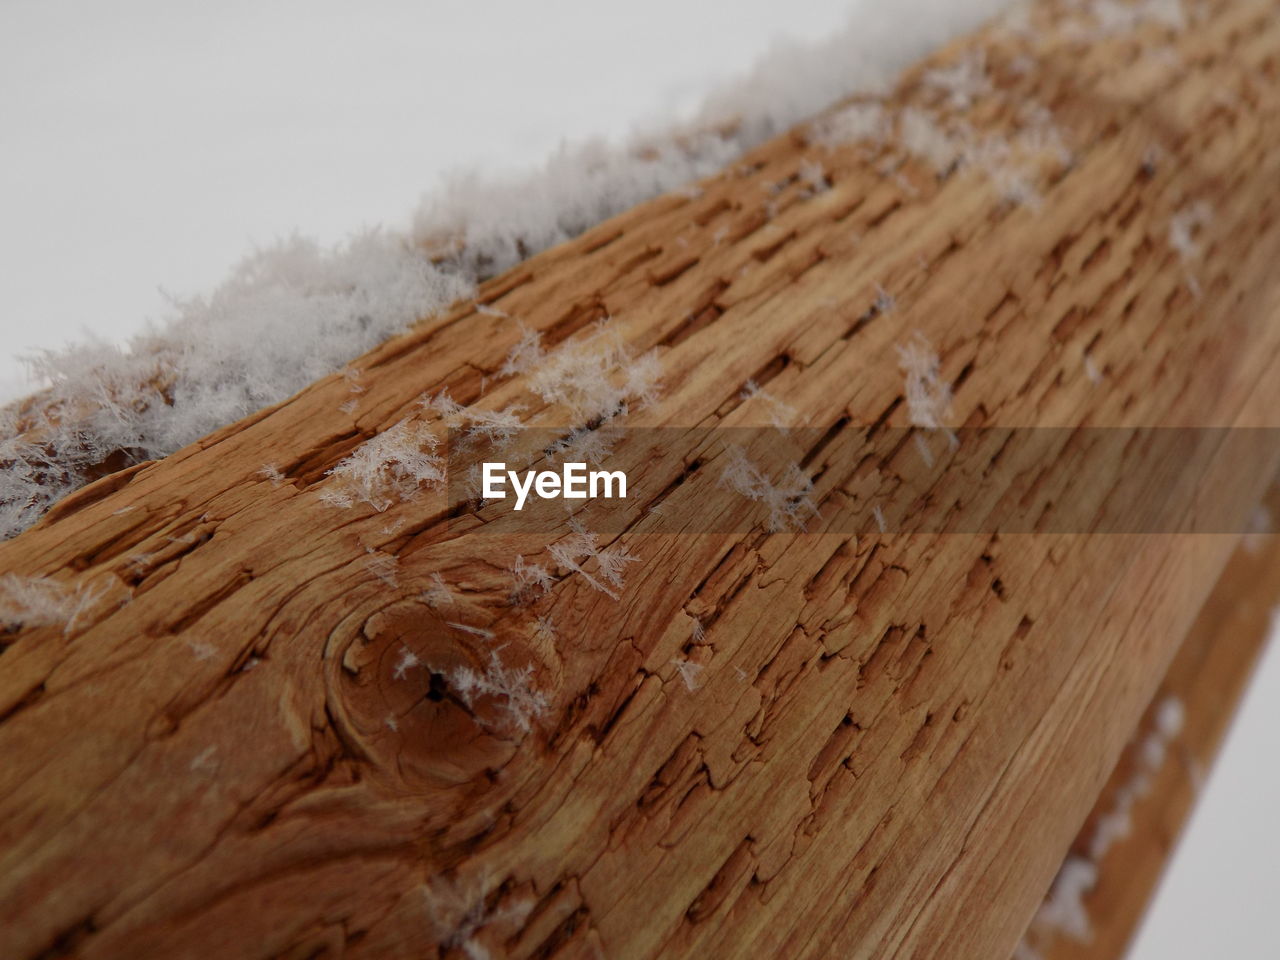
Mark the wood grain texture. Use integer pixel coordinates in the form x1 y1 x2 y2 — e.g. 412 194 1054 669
1025 484 1280 960
3 1 1280 958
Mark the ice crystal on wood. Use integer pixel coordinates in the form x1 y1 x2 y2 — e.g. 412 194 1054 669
0 574 102 635
321 419 443 512
719 446 818 532
448 650 548 733
897 332 952 430
548 520 639 600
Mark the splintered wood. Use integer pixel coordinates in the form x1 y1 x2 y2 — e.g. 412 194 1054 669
3 1 1279 958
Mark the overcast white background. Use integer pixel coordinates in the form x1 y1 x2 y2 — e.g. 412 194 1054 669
1 2 1276 955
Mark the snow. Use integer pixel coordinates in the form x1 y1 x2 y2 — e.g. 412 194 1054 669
1 2 1267 953
897 332 953 431
392 646 421 681
422 572 455 609
0 573 103 635
741 379 799 433
425 390 525 448
672 657 705 692
363 549 400 588
811 102 890 149
1169 201 1213 262
514 323 662 425
547 519 640 600
319 418 444 512
448 649 548 733
509 555 554 604
719 445 818 532
0 0 1020 541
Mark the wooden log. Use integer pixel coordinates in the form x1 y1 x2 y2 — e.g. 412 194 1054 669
3 1 1280 958
1020 484 1280 960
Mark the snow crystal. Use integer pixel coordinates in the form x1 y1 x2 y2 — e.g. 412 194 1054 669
548 519 639 600
2 0 1023 539
1087 0 1187 35
898 108 968 174
1033 855 1098 943
424 874 534 960
691 617 706 644
515 323 661 425
446 621 496 641
448 649 548 733
922 50 993 111
1083 353 1103 384
364 549 400 588
874 284 896 315
392 645 421 681
741 379 798 433
509 554 554 604
897 332 953 430
424 389 524 447
320 419 443 512
545 426 616 466
0 573 102 635
719 445 818 532
1169 201 1212 262
810 102 890 149
422 572 454 608
798 158 830 194
672 657 704 692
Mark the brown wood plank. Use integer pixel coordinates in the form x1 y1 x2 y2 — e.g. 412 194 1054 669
2 2 1280 958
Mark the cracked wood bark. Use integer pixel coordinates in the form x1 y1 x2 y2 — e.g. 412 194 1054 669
4 1 1280 958
1025 482 1280 960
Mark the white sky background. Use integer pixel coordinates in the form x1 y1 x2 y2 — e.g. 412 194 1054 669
0 1 1275 955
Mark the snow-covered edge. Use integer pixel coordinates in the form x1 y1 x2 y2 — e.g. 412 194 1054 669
0 0 1019 540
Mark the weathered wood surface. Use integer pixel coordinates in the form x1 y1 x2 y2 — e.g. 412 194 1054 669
3 1 1280 958
1025 484 1279 960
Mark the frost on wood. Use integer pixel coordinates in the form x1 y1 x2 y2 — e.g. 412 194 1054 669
320 419 443 512
0 0 1021 540
0 574 101 635
424 389 524 447
672 656 704 692
810 37 1075 210
798 159 830 195
421 572 454 608
1169 201 1212 260
922 50 993 110
1074 0 1188 37
392 646 422 681
447 650 548 733
1169 199 1213 295
508 554 554 604
719 445 818 532
2 233 467 539
503 323 661 425
363 549 400 588
740 379 798 433
897 332 953 431
547 520 639 600
810 102 890 150
422 874 533 960
544 426 616 466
